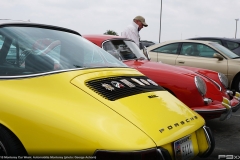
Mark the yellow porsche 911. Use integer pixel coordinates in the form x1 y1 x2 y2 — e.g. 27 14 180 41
0 20 214 159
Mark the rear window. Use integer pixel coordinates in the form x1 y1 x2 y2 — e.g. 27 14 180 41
151 43 179 54
0 26 127 77
226 41 240 50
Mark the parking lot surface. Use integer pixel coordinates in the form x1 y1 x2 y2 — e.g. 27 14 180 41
196 108 240 160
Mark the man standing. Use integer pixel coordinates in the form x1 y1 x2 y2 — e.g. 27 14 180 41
121 16 148 47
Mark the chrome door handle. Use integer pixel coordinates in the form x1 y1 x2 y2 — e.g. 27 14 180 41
178 61 185 64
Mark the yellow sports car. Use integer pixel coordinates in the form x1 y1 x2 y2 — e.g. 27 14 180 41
0 20 214 159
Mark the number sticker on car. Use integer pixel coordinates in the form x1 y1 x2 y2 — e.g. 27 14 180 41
174 135 194 160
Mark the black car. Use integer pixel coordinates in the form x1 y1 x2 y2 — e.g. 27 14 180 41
188 37 240 56
139 40 155 49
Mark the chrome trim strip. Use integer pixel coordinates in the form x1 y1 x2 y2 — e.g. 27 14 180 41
197 72 222 91
0 67 128 80
194 108 226 112
199 125 215 158
210 79 222 91
0 69 74 79
0 141 7 155
202 126 211 156
157 149 165 160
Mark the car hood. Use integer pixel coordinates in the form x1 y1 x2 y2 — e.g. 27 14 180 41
178 66 221 82
231 58 240 62
228 58 240 66
124 60 222 96
71 67 205 146
125 60 200 76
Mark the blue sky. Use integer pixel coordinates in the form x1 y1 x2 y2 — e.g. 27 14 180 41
1 0 240 42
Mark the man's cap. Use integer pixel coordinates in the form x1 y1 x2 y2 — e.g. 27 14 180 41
134 16 148 27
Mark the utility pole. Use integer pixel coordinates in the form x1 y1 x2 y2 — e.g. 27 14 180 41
159 0 162 43
235 19 239 39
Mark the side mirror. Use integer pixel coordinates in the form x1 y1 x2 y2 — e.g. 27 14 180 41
143 46 151 61
213 53 223 60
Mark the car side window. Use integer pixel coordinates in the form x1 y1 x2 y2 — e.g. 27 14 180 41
180 43 199 56
197 44 218 57
151 43 179 54
226 41 239 50
180 43 217 58
4 39 26 66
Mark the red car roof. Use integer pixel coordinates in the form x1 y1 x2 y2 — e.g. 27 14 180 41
83 34 131 47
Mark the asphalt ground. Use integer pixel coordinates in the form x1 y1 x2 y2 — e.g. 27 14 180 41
196 108 240 160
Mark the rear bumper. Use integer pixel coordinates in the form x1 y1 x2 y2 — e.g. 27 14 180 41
193 107 226 114
193 94 240 120
193 97 234 121
193 103 231 121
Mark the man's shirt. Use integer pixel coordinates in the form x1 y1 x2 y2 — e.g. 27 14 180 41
121 22 140 47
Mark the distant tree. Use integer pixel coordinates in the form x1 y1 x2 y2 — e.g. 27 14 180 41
104 30 118 36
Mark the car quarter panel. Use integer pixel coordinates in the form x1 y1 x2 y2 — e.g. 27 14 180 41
71 69 205 147
0 69 158 155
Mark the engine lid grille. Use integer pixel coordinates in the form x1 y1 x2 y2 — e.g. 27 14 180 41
86 76 164 101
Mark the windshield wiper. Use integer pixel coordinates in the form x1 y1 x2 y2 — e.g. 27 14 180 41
135 57 146 61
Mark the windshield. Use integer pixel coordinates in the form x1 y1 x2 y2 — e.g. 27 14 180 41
0 26 127 77
211 43 240 59
102 39 147 60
